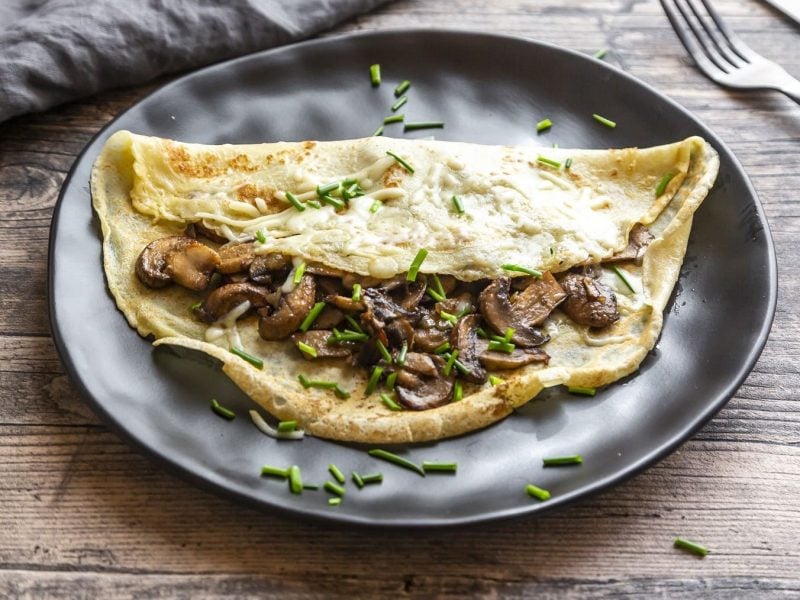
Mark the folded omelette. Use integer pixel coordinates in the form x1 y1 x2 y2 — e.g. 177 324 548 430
91 130 719 443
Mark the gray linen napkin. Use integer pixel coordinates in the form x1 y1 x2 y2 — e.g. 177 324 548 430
0 0 391 123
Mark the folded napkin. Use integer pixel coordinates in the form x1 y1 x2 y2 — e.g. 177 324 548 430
0 0 392 123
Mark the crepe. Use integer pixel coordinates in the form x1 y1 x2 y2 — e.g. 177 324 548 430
91 130 718 443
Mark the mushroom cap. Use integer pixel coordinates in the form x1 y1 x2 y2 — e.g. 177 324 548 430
217 242 256 275
395 353 455 410
478 278 549 347
257 274 316 341
135 236 220 291
195 282 277 323
450 314 487 384
559 273 620 328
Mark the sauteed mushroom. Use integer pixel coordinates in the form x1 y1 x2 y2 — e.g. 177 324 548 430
248 253 292 284
217 242 255 274
195 282 276 323
257 274 316 340
478 278 549 347
478 342 550 370
559 273 619 328
395 353 454 410
136 235 220 291
291 330 355 359
605 223 655 265
450 314 487 384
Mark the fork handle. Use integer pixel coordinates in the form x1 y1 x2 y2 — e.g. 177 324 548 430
779 78 800 105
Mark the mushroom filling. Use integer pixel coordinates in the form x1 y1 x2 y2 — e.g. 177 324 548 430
134 226 651 411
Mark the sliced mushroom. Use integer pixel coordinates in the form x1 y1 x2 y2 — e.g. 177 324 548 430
257 274 316 340
395 353 454 411
187 221 229 244
605 223 655 265
386 317 415 348
310 305 345 330
291 330 355 359
436 293 474 318
508 271 567 326
341 273 383 290
195 282 277 323
559 273 620 328
477 339 550 370
478 278 549 347
413 324 451 353
450 314 487 384
136 236 220 291
305 262 348 279
217 242 255 275
397 279 427 311
325 294 365 313
248 253 292 284
360 287 418 345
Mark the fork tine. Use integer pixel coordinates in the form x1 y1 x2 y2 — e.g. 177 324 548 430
684 0 745 69
660 0 725 79
671 0 733 75
697 0 756 61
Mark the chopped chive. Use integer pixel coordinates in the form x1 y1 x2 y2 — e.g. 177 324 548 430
369 63 381 86
324 480 346 497
427 288 445 302
451 195 465 214
397 342 408 366
376 339 393 363
452 358 470 376
298 375 338 390
453 380 463 402
352 471 365 489
487 340 515 353
674 537 709 557
536 118 553 133
210 398 235 420
381 393 403 411
297 374 311 388
328 463 346 484
296 341 318 358
385 371 398 389
229 347 264 369
501 263 542 278
406 248 428 282
189 300 202 311
611 265 636 294
320 194 345 210
277 420 298 433
285 191 306 212
503 327 515 342
365 366 384 395
328 497 342 506
344 315 364 333
383 114 405 125
361 472 383 485
422 461 457 473
439 310 458 325
593 47 609 59
431 273 446 299
565 157 573 169
293 261 306 284
525 483 551 501
476 327 489 339
536 155 562 169
567 385 596 396
395 79 410 96
489 375 505 386
443 349 459 376
261 465 289 478
655 172 676 196
333 385 350 400
372 125 384 137
351 283 362 302
433 341 451 354
369 200 382 213
368 448 425 476
592 113 617 128
306 200 321 209
299 301 326 332
386 150 415 173
288 465 303 495
255 229 267 243
303 483 319 490
391 95 408 112
404 121 444 131
334 330 369 343
543 455 584 466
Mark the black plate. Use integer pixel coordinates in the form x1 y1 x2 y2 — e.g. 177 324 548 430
49 30 776 527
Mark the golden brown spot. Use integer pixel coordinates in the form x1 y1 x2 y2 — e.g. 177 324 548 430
610 168 618 177
302 141 317 150
226 154 260 173
236 184 283 214
167 144 220 178
382 162 406 188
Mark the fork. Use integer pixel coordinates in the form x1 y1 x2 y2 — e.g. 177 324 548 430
660 0 800 104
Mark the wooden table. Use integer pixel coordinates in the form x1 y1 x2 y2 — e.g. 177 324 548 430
1 1 798 597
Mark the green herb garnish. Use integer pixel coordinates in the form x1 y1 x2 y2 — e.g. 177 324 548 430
525 483 551 501
386 150 415 173
352 471 365 489
288 465 303 494
406 248 428 281
611 265 636 294
296 341 317 358
443 349 459 376
422 461 457 473
487 340 515 354
593 47 608 59
383 114 405 125
365 366 384 395
385 371 397 389
451 195 465 214
368 448 425 476
277 420 298 433
299 301 326 332
434 342 451 354
372 125 384 137
655 172 676 196
380 393 403 411
361 473 383 485
376 339 393 363
543 455 583 466
324 480 345 497
394 79 410 96
293 261 306 284
369 63 381 86
229 347 264 369
328 463 345 484
261 465 289 478
674 537 709 557
565 157 573 169
537 155 562 169
210 398 235 420
285 191 306 212
403 121 444 132
536 118 553 133
255 229 267 243
489 375 505 386
391 96 408 112
592 113 617 128
501 263 542 278
453 381 463 402
351 283 362 302
567 385 596 396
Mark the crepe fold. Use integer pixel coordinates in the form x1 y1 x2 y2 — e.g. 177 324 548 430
92 131 718 443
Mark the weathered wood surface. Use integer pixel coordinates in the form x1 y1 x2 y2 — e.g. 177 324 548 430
1 0 798 597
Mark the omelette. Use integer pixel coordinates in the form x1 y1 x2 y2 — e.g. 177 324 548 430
91 130 718 443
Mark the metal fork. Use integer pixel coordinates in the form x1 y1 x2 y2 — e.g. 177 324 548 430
660 0 800 104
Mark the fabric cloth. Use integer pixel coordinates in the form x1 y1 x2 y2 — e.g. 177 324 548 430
0 0 391 123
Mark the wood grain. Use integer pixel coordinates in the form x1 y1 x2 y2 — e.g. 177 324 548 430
1 0 799 597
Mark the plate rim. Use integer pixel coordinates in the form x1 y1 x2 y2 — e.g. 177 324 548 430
48 27 778 527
